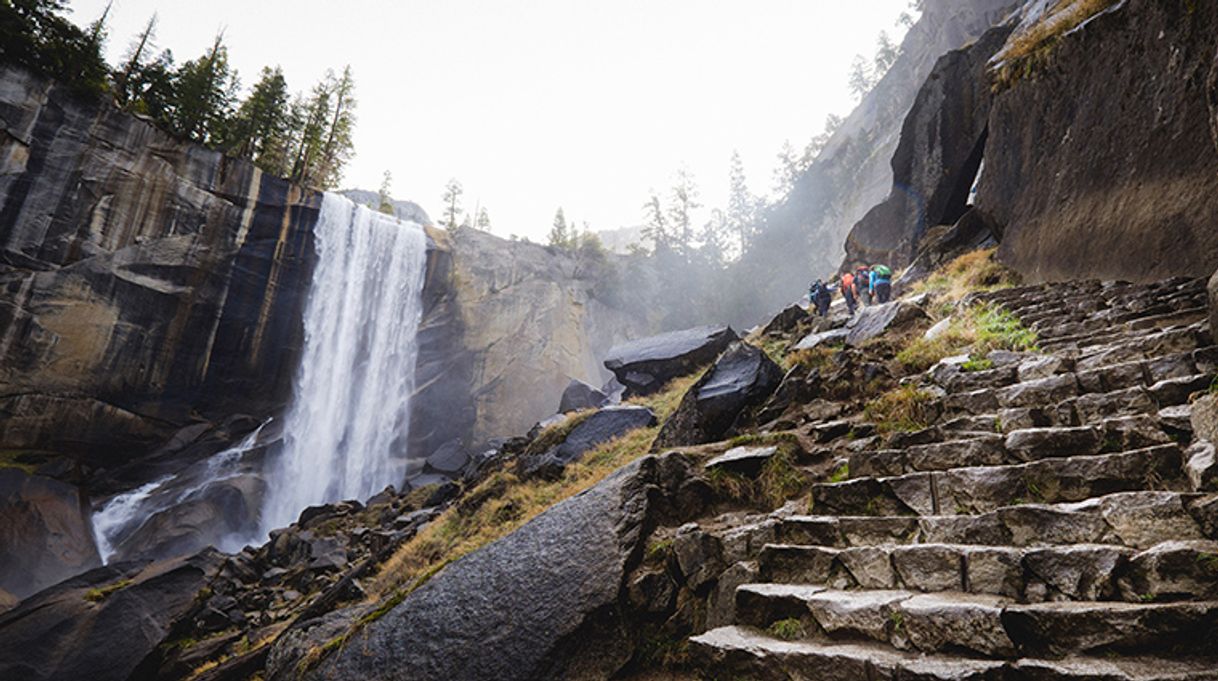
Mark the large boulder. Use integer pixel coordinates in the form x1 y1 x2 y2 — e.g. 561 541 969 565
0 549 224 681
558 379 609 413
604 325 738 397
0 468 100 599
981 0 1218 283
842 24 1014 269
523 406 657 479
653 342 784 449
845 300 931 346
297 454 701 681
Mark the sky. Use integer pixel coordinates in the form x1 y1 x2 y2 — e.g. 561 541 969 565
69 0 913 241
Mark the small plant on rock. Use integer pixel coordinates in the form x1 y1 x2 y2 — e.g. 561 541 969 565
864 385 938 434
767 618 807 641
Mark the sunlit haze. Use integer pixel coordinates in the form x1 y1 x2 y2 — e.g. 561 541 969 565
70 0 912 240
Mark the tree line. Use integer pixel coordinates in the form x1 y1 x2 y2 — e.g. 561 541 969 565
1 1 358 189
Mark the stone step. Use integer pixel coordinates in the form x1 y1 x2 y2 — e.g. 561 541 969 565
780 491 1210 551
811 445 1186 517
732 584 1218 659
853 420 1173 477
690 624 1218 680
756 540 1218 601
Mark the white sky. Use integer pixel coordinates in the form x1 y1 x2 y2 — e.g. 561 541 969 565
69 1 912 241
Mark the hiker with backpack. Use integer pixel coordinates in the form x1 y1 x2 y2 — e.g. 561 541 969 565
871 264 893 303
809 278 833 317
854 266 872 306
840 271 857 315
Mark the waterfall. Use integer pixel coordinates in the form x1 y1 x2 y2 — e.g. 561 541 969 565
258 192 428 533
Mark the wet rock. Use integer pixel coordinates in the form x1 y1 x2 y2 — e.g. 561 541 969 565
762 305 810 336
901 594 1015 657
523 406 657 480
793 327 849 351
0 469 100 598
844 301 931 347
1120 540 1218 601
298 454 697 681
1003 427 1102 461
1191 394 1218 443
653 342 783 449
557 379 609 414
425 440 470 475
603 325 738 397
1023 545 1132 601
1186 441 1218 493
708 561 759 628
673 523 725 591
704 446 779 476
0 549 224 681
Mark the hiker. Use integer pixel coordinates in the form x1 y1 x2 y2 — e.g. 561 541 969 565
840 270 857 315
854 266 873 306
809 278 833 317
871 263 893 304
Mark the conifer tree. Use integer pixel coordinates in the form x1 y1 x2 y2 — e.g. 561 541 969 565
727 150 755 256
315 66 357 189
771 140 800 197
377 170 394 214
548 207 571 248
641 191 669 253
230 66 291 173
476 207 491 232
172 32 239 144
113 13 157 107
440 179 463 230
667 168 700 260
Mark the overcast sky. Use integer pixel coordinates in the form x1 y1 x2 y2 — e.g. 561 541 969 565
69 1 912 241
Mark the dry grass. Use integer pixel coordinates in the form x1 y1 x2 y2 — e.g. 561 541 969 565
863 385 939 435
913 248 1018 305
993 0 1121 87
368 370 703 601
706 443 808 511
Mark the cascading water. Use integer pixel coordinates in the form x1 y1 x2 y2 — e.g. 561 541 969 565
258 193 428 534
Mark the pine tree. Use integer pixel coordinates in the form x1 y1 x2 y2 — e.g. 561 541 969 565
667 168 701 260
172 32 239 144
772 140 800 197
727 150 755 256
377 170 394 215
802 113 844 169
476 207 491 232
440 179 463 230
0 0 111 93
113 13 157 107
641 191 669 253
548 207 571 248
848 55 873 100
230 66 291 173
315 66 357 189
289 84 331 186
874 31 899 78
699 208 729 267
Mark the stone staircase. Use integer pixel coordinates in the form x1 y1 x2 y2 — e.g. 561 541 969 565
689 278 1218 680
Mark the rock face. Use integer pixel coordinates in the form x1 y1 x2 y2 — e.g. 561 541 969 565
604 325 739 397
299 454 697 681
0 469 99 598
980 0 1218 282
430 226 654 448
0 549 224 681
0 66 320 469
653 342 783 448
843 24 1014 270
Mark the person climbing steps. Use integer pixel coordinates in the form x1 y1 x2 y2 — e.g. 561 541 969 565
871 263 893 303
809 278 833 317
840 270 857 315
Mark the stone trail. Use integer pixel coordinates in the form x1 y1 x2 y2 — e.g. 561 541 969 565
689 278 1218 679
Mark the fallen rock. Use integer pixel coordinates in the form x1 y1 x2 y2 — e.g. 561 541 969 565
425 440 470 475
297 454 699 681
603 325 738 397
653 342 784 449
761 305 810 336
704 446 779 476
793 327 850 351
522 406 658 479
557 379 609 413
0 469 100 598
0 549 224 681
845 301 931 346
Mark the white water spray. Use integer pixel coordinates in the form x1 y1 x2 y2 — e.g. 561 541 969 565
258 193 427 533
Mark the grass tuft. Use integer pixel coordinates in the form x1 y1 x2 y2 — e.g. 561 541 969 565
897 304 1037 372
864 385 938 435
84 578 132 603
913 248 1018 304
767 618 807 641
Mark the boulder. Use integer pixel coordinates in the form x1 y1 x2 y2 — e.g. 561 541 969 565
557 379 609 414
1191 393 1218 443
793 327 850 351
1186 441 1218 493
424 440 470 475
0 549 224 681
844 301 931 346
603 325 738 397
0 469 100 599
522 406 658 480
761 305 810 336
704 446 779 476
298 454 699 681
653 343 784 449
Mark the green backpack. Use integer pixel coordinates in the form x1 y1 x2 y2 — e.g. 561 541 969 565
872 264 892 278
